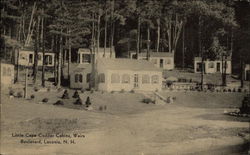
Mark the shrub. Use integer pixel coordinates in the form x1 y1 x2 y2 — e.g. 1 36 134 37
155 89 159 92
85 96 91 107
81 88 85 93
228 89 231 92
244 89 247 93
62 90 70 99
223 89 227 92
47 87 51 92
9 89 14 96
111 91 115 94
54 100 64 105
30 94 35 99
104 105 107 110
238 89 242 93
90 88 95 94
166 81 173 87
42 98 49 103
130 90 135 93
72 90 79 98
74 98 83 105
172 97 177 101
17 92 23 98
142 98 153 104
120 89 125 93
233 88 236 92
34 87 39 92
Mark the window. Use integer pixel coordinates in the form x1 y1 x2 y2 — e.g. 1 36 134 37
29 54 33 63
45 55 52 65
99 73 105 83
82 54 91 63
208 62 214 68
122 74 130 83
151 75 159 84
196 63 202 72
7 67 11 76
79 74 83 83
75 74 83 83
2 67 7 76
166 58 171 65
111 73 120 83
142 75 150 84
86 73 91 83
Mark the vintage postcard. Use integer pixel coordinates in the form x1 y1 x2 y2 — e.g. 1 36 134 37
1 0 250 154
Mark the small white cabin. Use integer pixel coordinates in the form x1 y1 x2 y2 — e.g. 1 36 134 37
77 47 116 64
130 51 174 70
70 58 163 92
17 49 55 67
194 57 232 74
1 63 14 87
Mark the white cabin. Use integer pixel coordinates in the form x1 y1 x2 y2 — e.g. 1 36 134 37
194 57 232 74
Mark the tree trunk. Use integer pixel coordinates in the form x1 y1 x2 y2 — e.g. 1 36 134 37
57 30 63 88
104 1 107 57
97 9 101 54
146 25 150 61
15 48 20 83
156 19 160 52
68 30 71 82
240 58 244 88
136 16 140 60
33 15 40 84
198 17 204 90
25 2 36 47
182 23 185 70
110 0 115 58
41 11 45 87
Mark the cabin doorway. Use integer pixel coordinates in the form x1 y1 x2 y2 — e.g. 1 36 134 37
160 59 164 68
217 63 221 72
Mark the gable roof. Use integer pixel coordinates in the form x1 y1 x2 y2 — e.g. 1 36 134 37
98 58 162 72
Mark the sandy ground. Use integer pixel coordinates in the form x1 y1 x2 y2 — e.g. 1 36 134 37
1 87 250 155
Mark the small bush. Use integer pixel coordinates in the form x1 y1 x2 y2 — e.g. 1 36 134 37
172 97 177 100
30 94 35 99
81 88 85 93
47 87 51 92
54 100 64 105
85 96 91 107
223 89 227 92
238 89 242 93
130 90 135 93
111 91 115 94
42 98 49 103
155 89 159 92
72 90 79 98
90 88 95 94
34 87 39 92
74 98 83 105
120 89 125 93
142 98 153 104
244 89 247 93
62 90 70 99
104 105 107 110
228 89 231 92
9 89 14 96
17 92 23 98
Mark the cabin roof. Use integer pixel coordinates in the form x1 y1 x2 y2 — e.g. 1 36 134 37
78 47 115 53
98 58 162 72
130 50 174 57
194 57 232 61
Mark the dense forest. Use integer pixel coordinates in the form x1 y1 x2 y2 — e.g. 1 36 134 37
1 0 250 85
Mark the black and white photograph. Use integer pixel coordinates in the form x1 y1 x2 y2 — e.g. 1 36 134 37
0 0 250 154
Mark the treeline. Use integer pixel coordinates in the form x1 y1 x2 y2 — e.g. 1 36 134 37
1 0 250 87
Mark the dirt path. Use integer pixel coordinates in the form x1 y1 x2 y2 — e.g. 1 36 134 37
1 93 249 155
